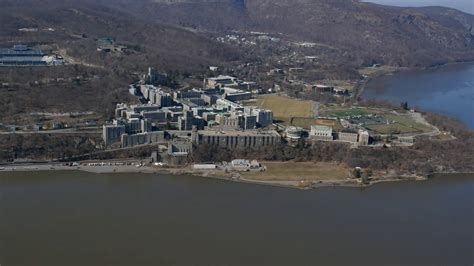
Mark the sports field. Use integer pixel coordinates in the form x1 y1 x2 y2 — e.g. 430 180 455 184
328 108 370 118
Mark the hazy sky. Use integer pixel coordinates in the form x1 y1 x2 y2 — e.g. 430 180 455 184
364 0 474 14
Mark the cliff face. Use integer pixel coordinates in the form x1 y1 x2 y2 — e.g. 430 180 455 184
133 0 474 66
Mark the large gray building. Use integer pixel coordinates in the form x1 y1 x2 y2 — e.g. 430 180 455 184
154 92 174 107
245 107 273 128
130 104 161 114
103 124 126 146
121 131 165 148
192 129 281 149
178 111 194 131
337 132 359 143
238 114 257 130
0 45 46 66
141 110 167 123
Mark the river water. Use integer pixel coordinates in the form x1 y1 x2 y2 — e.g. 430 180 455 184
363 63 474 129
0 171 473 265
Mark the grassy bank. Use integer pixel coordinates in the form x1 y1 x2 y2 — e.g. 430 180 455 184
241 161 349 182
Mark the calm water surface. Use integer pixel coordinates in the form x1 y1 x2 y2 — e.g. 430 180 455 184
0 171 473 265
363 63 474 129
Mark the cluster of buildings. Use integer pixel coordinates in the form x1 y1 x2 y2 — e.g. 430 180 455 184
284 125 370 145
96 37 127 53
103 73 276 150
102 68 379 167
193 159 263 172
0 45 63 66
311 125 369 146
192 159 263 172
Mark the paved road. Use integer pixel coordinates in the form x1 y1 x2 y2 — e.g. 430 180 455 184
312 101 320 118
0 129 101 135
58 49 104 69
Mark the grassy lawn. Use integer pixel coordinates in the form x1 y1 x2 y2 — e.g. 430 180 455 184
323 80 355 91
358 66 400 76
247 95 313 124
366 123 415 134
366 114 432 134
242 161 349 181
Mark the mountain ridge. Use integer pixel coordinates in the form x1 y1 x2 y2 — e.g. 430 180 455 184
131 0 474 66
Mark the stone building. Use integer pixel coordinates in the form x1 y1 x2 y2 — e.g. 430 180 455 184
192 129 281 149
245 107 273 128
310 125 334 141
165 140 193 166
154 92 173 108
358 130 370 145
239 115 257 130
204 75 238 88
121 131 165 148
103 124 125 146
337 132 359 143
178 111 194 131
141 111 167 123
216 115 240 129
285 126 304 141
141 119 152 133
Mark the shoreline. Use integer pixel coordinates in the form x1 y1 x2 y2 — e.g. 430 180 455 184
1 162 468 190
356 60 474 99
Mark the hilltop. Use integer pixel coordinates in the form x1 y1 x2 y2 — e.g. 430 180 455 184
0 0 242 72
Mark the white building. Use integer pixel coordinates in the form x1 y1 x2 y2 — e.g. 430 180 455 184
310 125 333 141
285 126 304 141
193 164 217 170
231 159 251 171
358 130 370 145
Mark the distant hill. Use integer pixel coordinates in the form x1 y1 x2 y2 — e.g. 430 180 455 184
123 0 474 67
0 0 242 72
0 0 243 120
1 0 473 118
2 0 472 68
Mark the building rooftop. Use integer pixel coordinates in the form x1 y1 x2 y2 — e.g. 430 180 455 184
208 75 236 82
177 99 199 108
311 125 333 131
197 129 280 137
0 45 45 57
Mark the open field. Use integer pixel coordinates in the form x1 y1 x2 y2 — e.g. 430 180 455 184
322 80 356 91
321 106 433 134
245 95 313 124
358 66 401 76
327 107 374 118
241 161 349 181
